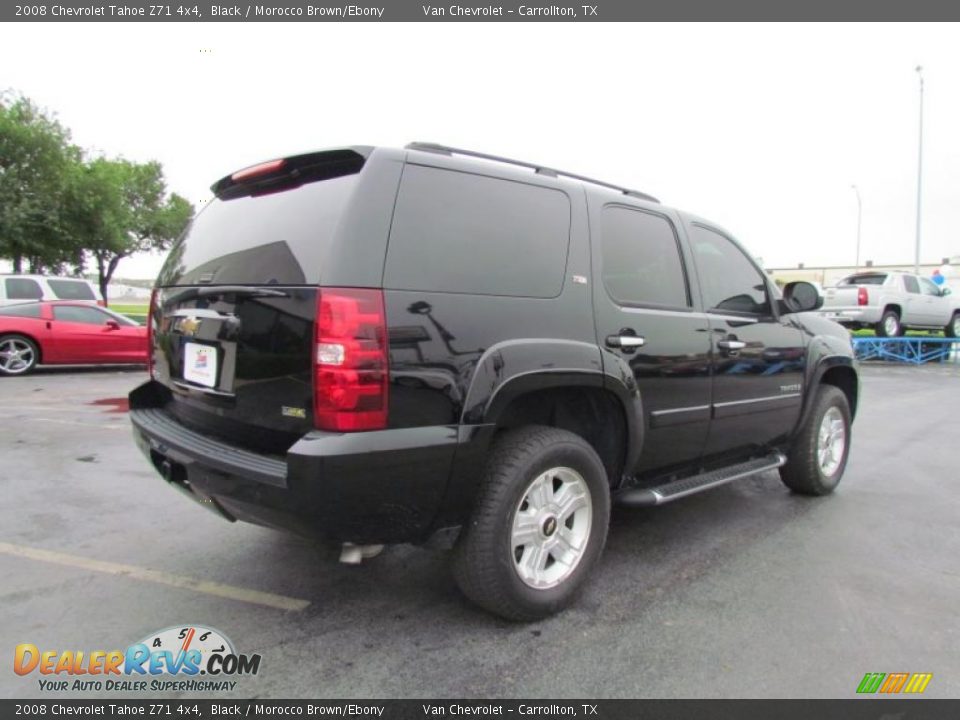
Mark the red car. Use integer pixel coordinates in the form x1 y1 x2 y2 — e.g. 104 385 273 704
0 301 147 376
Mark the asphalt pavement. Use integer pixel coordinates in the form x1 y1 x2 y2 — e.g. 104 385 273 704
1 364 957 699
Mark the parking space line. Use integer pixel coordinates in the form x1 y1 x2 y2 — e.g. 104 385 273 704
0 542 310 612
18 417 127 429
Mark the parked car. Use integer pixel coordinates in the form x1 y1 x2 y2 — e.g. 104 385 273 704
0 301 147 376
0 274 104 307
130 143 859 620
820 271 960 337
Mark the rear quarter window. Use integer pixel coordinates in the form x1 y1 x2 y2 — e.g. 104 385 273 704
4 278 44 300
0 303 43 318
385 165 571 297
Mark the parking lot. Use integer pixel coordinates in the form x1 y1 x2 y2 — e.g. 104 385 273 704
1 364 958 699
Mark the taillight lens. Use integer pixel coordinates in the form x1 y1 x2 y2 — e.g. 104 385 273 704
313 288 389 432
147 289 158 379
857 287 868 306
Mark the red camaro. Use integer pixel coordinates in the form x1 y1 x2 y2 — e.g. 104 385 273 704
0 301 147 376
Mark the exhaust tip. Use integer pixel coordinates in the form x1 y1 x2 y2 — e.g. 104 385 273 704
339 543 384 564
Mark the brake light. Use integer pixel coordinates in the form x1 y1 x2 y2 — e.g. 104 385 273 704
231 158 285 182
313 288 389 432
147 289 158 379
857 287 868 306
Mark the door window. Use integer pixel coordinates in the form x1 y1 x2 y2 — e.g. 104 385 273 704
48 279 97 300
689 225 771 316
903 275 921 294
918 277 941 296
600 206 690 309
53 306 111 325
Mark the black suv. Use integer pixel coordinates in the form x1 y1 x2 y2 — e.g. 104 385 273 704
130 143 858 620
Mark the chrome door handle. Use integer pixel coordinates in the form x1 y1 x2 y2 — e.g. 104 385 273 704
606 335 646 349
717 340 747 350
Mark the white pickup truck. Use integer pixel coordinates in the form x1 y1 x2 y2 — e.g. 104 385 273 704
820 271 960 337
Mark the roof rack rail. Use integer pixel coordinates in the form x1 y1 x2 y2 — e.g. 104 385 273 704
405 142 659 204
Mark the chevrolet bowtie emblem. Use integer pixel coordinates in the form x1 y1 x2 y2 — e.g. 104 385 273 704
179 317 201 337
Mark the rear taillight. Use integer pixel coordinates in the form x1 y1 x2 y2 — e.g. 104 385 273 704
857 287 868 306
313 288 389 432
147 289 158 379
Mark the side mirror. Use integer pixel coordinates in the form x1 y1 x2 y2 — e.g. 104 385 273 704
105 320 120 330
782 281 823 313
941 287 952 297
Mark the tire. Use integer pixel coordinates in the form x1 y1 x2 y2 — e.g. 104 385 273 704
945 313 960 338
0 334 39 376
780 386 851 496
874 309 901 338
452 426 611 621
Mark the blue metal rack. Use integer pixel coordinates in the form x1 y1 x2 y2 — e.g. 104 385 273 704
852 337 960 365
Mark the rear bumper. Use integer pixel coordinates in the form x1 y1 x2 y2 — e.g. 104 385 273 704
129 381 461 544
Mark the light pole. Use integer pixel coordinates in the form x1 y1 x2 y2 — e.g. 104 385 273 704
851 184 862 271
914 65 924 275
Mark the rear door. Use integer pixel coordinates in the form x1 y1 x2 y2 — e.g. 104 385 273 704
900 274 924 325
590 201 712 474
685 223 806 459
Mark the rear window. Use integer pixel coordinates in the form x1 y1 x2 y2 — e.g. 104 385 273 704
5 278 43 300
840 273 887 286
48 279 97 300
385 165 570 297
0 303 42 318
158 173 360 286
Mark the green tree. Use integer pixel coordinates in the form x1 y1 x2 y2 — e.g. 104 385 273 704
68 158 193 298
1 93 194 295
0 93 81 273
78 158 193 304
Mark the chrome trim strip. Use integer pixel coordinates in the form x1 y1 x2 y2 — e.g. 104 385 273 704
651 404 711 417
713 393 802 408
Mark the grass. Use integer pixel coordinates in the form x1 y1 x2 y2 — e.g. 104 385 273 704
107 302 149 324
108 302 149 314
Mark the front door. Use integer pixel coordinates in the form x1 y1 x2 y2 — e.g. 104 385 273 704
918 276 951 326
685 223 806 460
51 305 141 363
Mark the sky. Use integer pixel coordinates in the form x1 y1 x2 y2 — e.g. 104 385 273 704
2 22 959 280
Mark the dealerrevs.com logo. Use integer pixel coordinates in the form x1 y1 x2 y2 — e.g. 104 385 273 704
14 625 261 693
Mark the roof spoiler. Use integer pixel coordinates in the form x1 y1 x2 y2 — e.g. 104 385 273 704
211 148 369 201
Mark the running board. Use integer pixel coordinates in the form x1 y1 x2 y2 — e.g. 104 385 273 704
616 453 787 507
